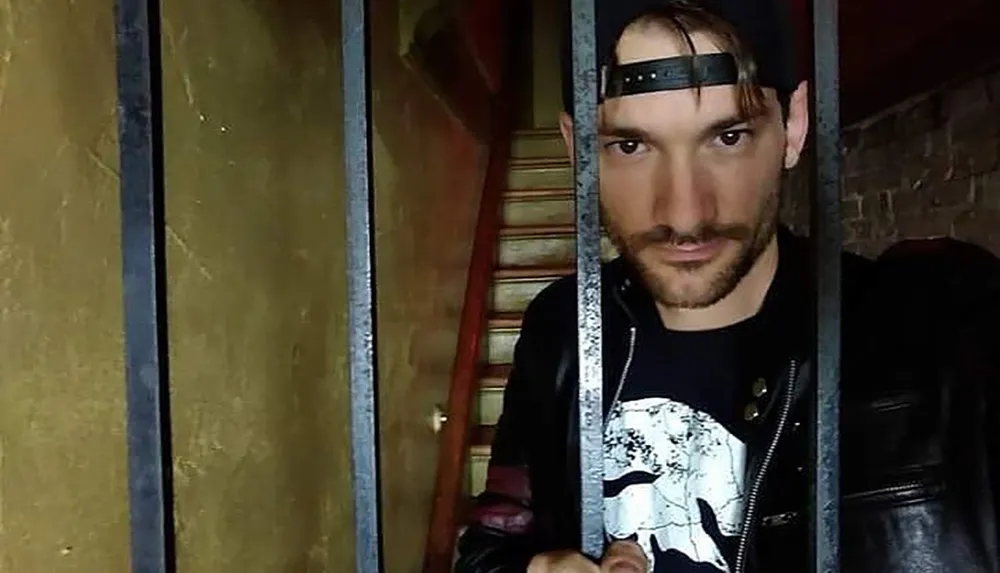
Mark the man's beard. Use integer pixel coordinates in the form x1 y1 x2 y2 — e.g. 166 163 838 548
605 189 780 309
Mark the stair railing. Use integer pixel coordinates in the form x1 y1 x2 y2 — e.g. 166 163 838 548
422 78 515 573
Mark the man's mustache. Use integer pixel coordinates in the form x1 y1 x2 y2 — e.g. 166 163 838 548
624 224 751 251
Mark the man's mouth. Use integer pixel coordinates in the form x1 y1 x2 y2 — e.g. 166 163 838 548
649 237 726 263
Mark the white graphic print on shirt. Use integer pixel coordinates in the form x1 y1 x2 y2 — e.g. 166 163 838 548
604 398 747 572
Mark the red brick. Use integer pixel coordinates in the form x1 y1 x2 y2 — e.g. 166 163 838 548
952 138 999 177
865 164 902 193
894 206 954 239
902 132 930 160
843 146 862 176
857 146 888 174
842 127 862 152
903 130 952 188
785 67 998 249
950 105 1000 141
987 67 1000 104
941 78 991 118
895 97 939 138
861 112 898 148
845 219 873 243
977 171 1000 211
891 188 923 219
842 173 865 198
842 196 863 221
878 189 894 218
927 177 974 209
861 188 893 226
952 208 1000 254
949 105 1000 177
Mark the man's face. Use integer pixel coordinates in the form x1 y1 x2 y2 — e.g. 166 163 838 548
560 23 808 310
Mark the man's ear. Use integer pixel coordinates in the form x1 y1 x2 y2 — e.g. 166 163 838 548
784 80 810 169
558 111 575 165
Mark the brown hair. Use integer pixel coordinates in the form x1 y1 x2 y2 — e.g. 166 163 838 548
618 3 774 120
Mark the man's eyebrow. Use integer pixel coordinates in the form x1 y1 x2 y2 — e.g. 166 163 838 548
597 125 653 140
597 115 761 140
705 115 754 133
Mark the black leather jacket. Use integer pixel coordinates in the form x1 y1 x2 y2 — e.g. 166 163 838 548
454 228 1000 573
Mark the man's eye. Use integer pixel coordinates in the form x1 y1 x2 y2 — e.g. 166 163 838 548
607 140 643 155
716 129 750 147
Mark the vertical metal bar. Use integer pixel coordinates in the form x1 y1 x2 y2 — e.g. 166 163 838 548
810 0 842 570
570 0 604 559
341 0 384 572
113 0 175 572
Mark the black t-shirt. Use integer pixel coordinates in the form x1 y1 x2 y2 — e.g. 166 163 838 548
602 276 789 573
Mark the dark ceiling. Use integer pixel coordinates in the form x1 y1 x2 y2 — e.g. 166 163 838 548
788 0 1000 124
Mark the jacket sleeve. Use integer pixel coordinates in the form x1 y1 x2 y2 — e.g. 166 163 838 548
877 238 1000 558
453 293 560 573
979 252 1000 557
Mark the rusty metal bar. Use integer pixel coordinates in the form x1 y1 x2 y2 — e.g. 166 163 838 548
570 0 604 560
810 0 843 570
341 0 385 571
113 0 175 571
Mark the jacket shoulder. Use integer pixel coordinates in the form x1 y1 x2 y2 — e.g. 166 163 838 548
521 258 629 325
851 237 1000 354
867 237 1000 305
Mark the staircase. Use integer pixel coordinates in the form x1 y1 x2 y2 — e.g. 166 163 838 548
465 127 617 502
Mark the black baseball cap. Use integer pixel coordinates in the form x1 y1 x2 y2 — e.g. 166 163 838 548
560 0 800 114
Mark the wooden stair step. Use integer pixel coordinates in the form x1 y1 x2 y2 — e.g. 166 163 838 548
499 223 613 240
470 424 496 453
509 128 566 160
501 189 575 227
494 265 574 282
496 224 616 268
481 363 512 388
488 312 523 330
512 127 561 138
504 187 573 201
491 265 574 314
499 223 575 238
506 158 572 190
509 156 570 169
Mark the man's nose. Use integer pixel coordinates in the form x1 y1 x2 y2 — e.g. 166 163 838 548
651 156 714 233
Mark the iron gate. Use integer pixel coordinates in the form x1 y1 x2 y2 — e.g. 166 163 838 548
112 0 842 570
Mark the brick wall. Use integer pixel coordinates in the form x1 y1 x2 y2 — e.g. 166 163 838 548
781 64 1000 258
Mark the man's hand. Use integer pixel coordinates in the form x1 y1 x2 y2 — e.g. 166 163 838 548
527 549 599 572
600 541 649 572
526 541 649 573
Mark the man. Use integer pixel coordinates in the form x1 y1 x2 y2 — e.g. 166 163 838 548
454 0 1000 571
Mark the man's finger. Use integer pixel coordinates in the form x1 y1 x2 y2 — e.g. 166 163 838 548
601 541 648 573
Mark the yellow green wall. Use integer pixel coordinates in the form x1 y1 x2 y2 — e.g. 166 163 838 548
0 0 488 571
531 0 565 128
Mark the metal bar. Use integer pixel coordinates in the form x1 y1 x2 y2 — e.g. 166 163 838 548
341 0 385 571
570 0 604 560
113 0 175 571
810 0 842 570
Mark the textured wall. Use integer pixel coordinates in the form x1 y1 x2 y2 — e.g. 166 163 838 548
0 0 489 571
530 0 564 128
782 64 1000 257
0 0 130 570
162 0 352 571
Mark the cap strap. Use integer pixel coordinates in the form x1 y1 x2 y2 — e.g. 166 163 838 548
602 53 739 100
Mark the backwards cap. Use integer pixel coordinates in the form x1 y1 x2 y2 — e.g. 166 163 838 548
559 0 799 114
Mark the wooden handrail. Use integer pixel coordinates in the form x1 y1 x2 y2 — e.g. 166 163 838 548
421 86 514 573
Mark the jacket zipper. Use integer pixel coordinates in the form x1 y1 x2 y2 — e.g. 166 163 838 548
842 480 935 504
760 480 934 529
734 359 800 573
604 326 637 428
